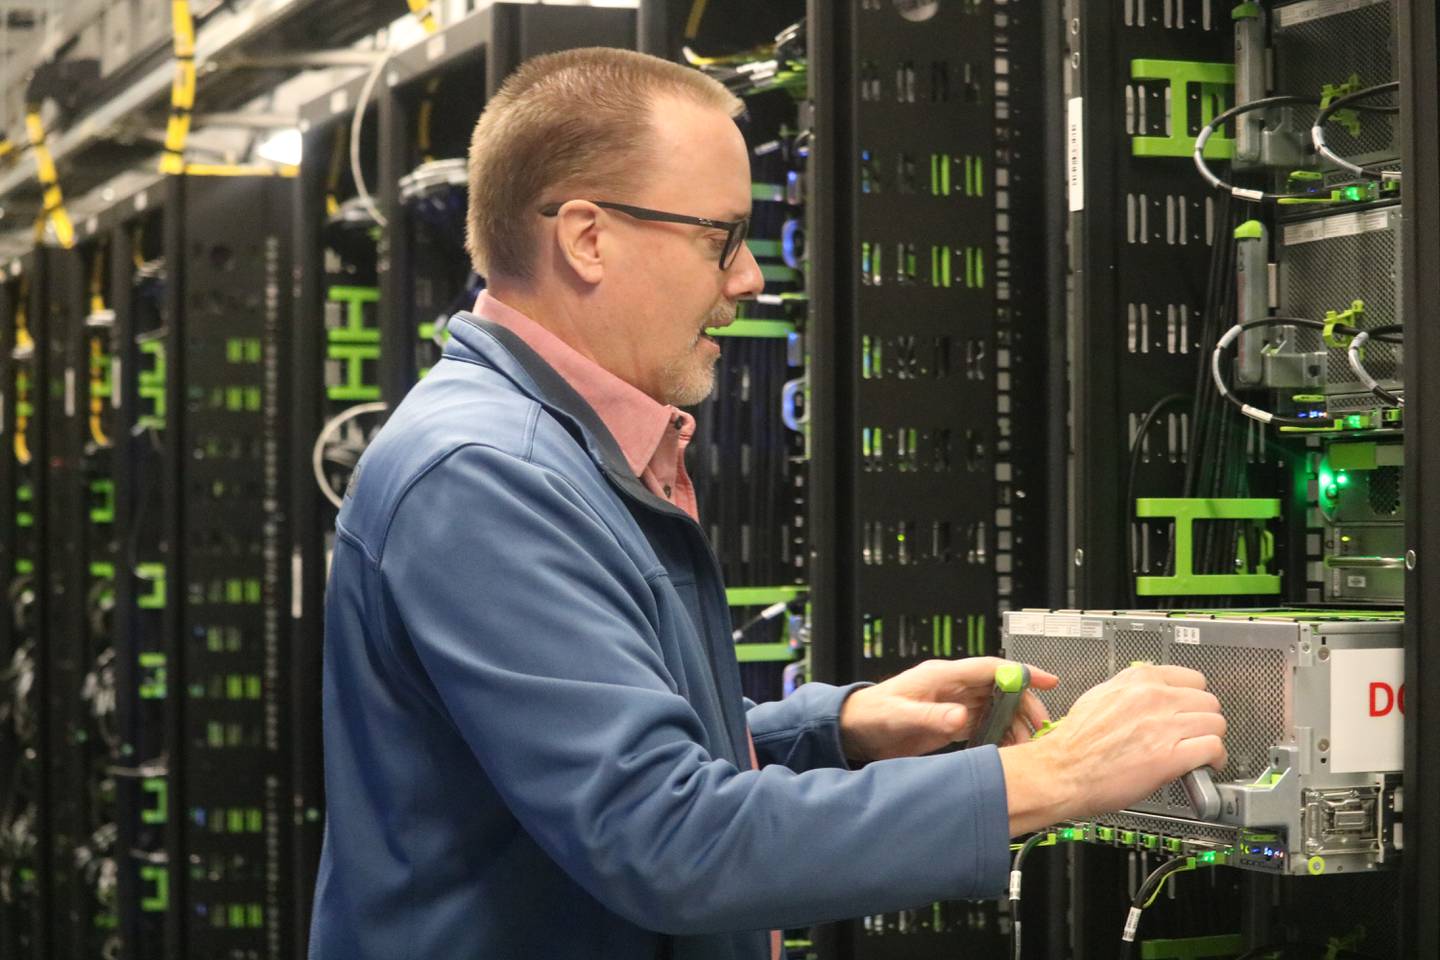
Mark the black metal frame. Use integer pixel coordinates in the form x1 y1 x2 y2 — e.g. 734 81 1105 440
1400 0 1440 953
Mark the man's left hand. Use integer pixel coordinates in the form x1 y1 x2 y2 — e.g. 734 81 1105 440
838 657 1058 764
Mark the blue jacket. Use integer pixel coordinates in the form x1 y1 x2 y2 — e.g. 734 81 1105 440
309 312 1011 959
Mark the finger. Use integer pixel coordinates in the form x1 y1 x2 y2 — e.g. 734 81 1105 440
1003 712 1034 747
1018 689 1051 731
1022 664 1059 690
1148 664 1209 690
1170 710 1227 742
1173 734 1227 773
1163 687 1222 714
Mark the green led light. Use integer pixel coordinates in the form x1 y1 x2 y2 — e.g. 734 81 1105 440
1345 414 1369 429
1325 484 1339 500
1200 850 1217 863
1336 472 1350 487
1061 828 1077 840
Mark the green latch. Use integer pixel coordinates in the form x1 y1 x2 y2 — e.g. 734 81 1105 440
140 866 169 912
1230 2 1261 18
1320 74 1363 137
136 563 167 609
142 778 167 824
138 652 167 700
137 339 166 429
1134 498 1282 596
89 479 116 524
1131 60 1236 159
1233 219 1264 241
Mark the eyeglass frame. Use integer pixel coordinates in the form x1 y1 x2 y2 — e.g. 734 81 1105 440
538 200 750 270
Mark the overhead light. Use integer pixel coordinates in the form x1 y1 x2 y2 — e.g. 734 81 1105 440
256 128 303 167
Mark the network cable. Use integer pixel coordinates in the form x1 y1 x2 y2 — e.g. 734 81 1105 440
1210 317 1401 427
1119 853 1207 959
1008 830 1053 960
1194 95 1397 202
1345 324 1405 407
1312 81 1401 182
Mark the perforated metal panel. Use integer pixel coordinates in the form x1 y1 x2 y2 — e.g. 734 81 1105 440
1006 634 1108 718
1278 206 1403 393
1274 0 1397 163
1167 644 1285 782
1369 466 1401 515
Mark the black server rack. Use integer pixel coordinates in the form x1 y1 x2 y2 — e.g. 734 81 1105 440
1 250 48 959
806 0 1053 955
1399 0 1440 953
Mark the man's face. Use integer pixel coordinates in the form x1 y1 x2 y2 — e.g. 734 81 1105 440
604 97 765 406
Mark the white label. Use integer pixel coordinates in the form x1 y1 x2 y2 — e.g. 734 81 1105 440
1328 647 1404 773
1346 574 1369 589
86 216 98 236
1275 0 1386 29
134 191 148 212
1282 209 1392 246
291 548 304 620
1008 613 1046 637
1044 615 1103 638
330 89 349 117
1174 625 1201 645
64 368 75 417
1067 97 1085 212
426 34 447 62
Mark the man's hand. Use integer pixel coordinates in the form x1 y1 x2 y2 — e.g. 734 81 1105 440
839 657 1058 764
999 664 1228 835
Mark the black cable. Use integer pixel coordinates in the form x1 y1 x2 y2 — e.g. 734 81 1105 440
1210 317 1373 428
1125 393 1191 605
1194 94 1398 201
1311 81 1401 180
1119 854 1193 959
1345 323 1405 407
1009 832 1050 960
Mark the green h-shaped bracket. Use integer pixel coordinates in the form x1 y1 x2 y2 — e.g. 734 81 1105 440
140 865 169 912
1134 498 1282 596
326 287 382 400
1131 60 1236 159
138 339 166 429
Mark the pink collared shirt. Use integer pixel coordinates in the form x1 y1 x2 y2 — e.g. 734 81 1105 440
472 291 700 522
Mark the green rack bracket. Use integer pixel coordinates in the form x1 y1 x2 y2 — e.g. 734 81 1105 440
139 866 169 912
325 286 381 341
1140 933 1244 959
142 778 167 824
708 319 795 339
726 585 806 607
136 562 167 609
137 339 167 429
325 343 382 401
89 478 116 524
734 643 798 663
1130 60 1236 159
1134 498 1282 596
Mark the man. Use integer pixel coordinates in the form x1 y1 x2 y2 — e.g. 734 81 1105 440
310 48 1226 959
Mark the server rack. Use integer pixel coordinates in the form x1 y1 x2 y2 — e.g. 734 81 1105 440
1 249 48 959
1398 0 1440 952
806 0 1053 955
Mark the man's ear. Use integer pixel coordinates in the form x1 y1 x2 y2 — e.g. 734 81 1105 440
554 202 605 285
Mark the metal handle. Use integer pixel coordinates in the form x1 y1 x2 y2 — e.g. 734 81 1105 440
1181 767 1223 821
781 377 808 432
1324 555 1406 569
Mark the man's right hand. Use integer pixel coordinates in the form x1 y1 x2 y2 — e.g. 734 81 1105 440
998 664 1227 836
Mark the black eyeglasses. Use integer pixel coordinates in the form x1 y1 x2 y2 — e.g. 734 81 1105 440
538 200 750 270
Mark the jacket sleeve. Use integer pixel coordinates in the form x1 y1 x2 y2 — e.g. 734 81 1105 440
380 444 1012 935
745 682 872 772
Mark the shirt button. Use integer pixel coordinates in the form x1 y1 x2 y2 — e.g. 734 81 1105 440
673 417 683 430
663 485 673 497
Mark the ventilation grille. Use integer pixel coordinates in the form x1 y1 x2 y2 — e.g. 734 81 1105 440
1368 466 1401 516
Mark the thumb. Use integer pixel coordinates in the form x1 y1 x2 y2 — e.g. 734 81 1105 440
927 702 968 738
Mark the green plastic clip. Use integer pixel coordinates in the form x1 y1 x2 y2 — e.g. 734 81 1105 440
1320 74 1364 137
1323 300 1365 347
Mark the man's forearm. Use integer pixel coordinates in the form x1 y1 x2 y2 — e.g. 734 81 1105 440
998 741 1077 836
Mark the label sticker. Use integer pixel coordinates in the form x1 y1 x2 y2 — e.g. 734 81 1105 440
1328 646 1404 773
1044 615 1103 638
1174 625 1201 645
1282 209 1393 246
1067 98 1085 212
1007 613 1046 637
1346 574 1368 589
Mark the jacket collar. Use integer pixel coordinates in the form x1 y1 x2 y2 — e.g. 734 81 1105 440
444 311 694 523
